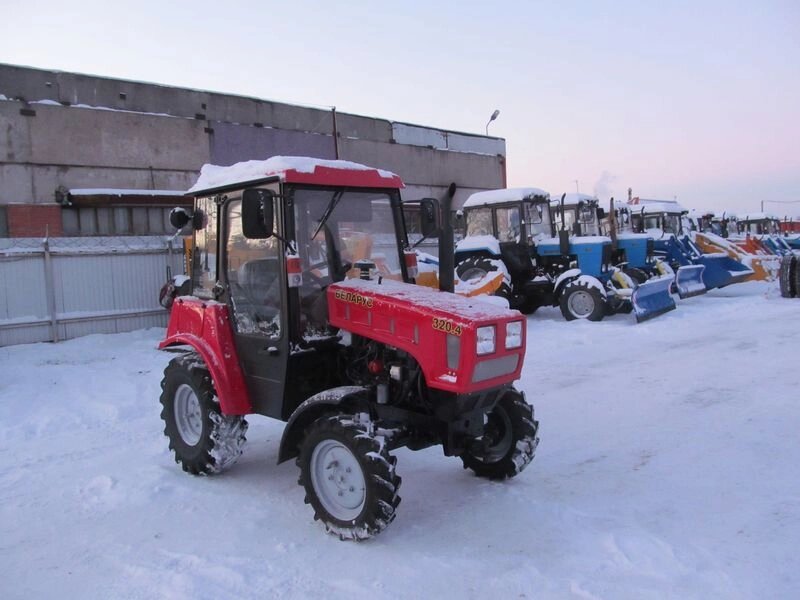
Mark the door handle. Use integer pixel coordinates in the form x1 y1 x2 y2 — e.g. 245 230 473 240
260 346 280 356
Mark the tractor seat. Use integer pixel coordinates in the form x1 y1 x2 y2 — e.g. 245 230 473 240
237 258 281 305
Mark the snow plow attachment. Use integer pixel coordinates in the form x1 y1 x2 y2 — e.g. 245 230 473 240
674 264 706 299
695 253 753 290
692 232 775 282
631 276 676 323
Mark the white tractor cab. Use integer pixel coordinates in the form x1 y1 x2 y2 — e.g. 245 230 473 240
735 213 782 237
550 193 603 236
628 199 689 238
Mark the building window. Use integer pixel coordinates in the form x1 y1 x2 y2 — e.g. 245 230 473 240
0 206 7 237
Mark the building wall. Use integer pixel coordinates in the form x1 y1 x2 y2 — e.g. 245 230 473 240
0 63 506 237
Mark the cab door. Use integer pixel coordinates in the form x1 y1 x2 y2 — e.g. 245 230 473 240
221 191 288 419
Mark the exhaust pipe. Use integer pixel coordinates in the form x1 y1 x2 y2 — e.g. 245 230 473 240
439 182 457 293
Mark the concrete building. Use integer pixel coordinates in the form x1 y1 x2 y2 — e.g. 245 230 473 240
0 63 506 238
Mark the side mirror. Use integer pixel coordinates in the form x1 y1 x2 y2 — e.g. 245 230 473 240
242 188 274 239
597 208 606 220
169 207 192 230
418 198 440 238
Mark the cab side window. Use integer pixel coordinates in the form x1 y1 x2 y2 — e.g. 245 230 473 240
191 196 218 299
226 198 283 338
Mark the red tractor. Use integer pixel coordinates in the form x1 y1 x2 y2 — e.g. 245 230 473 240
159 157 538 540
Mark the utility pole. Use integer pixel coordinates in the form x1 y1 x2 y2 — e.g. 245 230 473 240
574 180 579 193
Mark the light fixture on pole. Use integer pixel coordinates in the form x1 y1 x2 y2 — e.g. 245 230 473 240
485 109 500 135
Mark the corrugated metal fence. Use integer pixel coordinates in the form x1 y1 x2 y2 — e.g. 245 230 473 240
0 236 184 346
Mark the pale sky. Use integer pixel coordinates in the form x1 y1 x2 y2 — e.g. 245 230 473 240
2 0 798 216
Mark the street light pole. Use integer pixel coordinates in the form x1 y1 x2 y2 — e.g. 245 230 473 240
485 109 500 135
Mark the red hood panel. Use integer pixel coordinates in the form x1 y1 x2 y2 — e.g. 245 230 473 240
327 279 525 393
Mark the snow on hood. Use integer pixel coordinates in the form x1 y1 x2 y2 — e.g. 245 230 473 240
188 156 399 193
456 235 501 255
335 278 520 321
464 187 550 208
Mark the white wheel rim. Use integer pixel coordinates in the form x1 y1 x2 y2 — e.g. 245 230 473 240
174 384 203 446
568 290 595 318
310 440 366 521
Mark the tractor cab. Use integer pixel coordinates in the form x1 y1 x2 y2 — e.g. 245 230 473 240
631 207 685 238
157 157 539 541
736 214 781 237
461 188 555 246
550 193 603 237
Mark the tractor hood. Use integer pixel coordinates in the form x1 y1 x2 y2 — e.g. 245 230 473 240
327 279 526 394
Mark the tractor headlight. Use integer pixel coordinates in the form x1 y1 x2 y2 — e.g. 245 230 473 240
476 325 496 355
505 321 523 349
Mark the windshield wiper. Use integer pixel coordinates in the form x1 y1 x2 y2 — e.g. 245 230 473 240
312 189 345 240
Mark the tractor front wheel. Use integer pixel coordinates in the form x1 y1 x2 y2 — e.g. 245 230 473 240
298 414 401 541
461 390 539 480
559 279 607 321
160 353 248 475
455 255 512 299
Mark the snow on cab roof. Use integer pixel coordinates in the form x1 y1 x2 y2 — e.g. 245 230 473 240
188 156 403 194
737 212 780 221
627 198 688 214
464 187 550 208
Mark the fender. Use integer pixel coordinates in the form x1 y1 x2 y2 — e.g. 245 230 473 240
553 268 581 298
278 386 369 463
159 298 252 416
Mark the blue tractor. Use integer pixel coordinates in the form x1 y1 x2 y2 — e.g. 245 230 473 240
554 195 706 300
453 189 676 323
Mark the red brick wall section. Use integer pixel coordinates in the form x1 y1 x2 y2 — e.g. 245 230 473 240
7 205 64 237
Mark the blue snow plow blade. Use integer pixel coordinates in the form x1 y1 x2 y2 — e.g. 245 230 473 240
695 254 752 290
632 276 676 323
674 264 706 299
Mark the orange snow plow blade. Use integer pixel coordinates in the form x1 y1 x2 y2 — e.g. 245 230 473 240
415 270 505 298
693 232 779 281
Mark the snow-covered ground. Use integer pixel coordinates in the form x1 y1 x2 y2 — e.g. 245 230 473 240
1 282 798 599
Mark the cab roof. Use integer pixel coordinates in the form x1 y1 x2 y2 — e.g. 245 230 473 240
187 156 404 196
463 187 550 208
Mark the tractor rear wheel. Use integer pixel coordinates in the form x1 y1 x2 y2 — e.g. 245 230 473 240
461 390 539 480
160 352 248 475
559 279 607 321
779 255 797 298
455 255 512 299
298 414 401 541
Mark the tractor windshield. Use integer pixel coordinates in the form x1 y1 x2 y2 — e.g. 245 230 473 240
293 187 404 281
292 187 404 335
465 208 493 237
